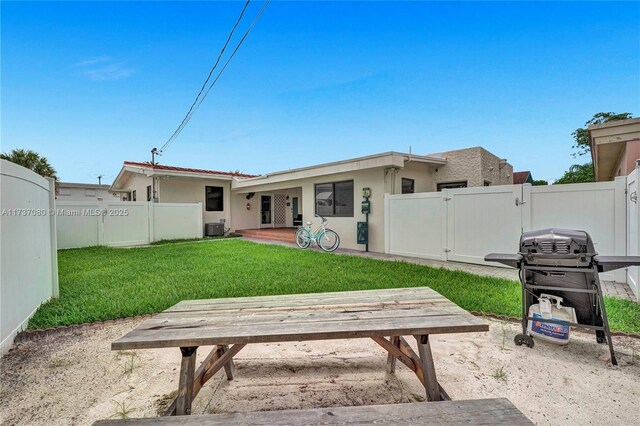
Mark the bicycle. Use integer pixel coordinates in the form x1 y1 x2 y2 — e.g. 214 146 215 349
295 214 340 252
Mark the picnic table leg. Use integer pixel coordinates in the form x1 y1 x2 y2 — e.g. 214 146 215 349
176 346 198 415
386 336 400 373
217 345 235 380
415 335 442 402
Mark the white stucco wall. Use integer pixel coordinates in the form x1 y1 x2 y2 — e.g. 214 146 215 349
234 168 389 252
393 161 437 193
158 176 232 227
116 172 153 201
232 187 303 230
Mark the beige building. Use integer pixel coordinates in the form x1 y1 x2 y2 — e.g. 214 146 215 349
427 147 513 190
110 147 514 252
110 162 256 226
56 182 119 202
589 118 640 181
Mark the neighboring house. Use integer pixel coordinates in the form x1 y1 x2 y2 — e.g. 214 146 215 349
427 147 513 190
56 182 119 201
110 147 513 252
589 117 640 181
513 171 533 185
110 161 257 225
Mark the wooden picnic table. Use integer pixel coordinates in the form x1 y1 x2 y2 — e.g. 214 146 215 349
112 287 489 416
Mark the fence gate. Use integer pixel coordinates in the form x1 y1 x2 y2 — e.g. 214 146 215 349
445 185 524 264
385 192 447 260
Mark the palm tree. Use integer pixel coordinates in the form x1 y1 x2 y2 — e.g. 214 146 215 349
1 148 58 180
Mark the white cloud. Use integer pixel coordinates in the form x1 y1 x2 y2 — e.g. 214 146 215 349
76 57 135 81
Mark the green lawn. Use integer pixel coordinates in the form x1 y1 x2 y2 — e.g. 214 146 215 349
29 239 640 334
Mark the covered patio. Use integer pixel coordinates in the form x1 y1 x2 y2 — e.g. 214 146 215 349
236 227 297 243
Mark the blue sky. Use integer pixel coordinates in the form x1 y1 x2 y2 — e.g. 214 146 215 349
2 1 639 183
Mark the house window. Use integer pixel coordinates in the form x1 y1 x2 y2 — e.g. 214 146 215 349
85 189 96 197
401 178 415 194
132 190 137 201
59 188 71 196
147 185 152 201
437 181 467 191
315 180 354 217
205 186 224 211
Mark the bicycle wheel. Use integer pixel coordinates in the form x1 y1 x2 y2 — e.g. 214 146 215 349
295 228 311 249
318 229 340 252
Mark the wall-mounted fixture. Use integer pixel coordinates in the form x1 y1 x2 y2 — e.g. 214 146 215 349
246 192 255 200
246 203 251 210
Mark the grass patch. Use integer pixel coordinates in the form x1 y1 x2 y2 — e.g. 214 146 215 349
150 234 240 245
28 240 640 334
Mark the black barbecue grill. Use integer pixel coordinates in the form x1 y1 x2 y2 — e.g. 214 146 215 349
486 228 640 366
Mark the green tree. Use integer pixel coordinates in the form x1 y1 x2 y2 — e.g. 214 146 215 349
555 163 595 184
571 112 633 157
0 148 58 180
531 179 548 186
555 112 634 184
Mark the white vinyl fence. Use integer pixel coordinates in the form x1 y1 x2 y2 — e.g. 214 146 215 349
56 201 203 249
385 179 628 283
627 166 639 298
0 160 58 354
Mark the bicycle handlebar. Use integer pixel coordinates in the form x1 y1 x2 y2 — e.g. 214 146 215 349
314 214 328 225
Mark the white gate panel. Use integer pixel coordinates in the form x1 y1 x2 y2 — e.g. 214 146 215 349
56 201 101 249
627 169 639 300
386 192 445 260
530 181 620 281
103 202 149 247
153 202 203 241
446 185 523 265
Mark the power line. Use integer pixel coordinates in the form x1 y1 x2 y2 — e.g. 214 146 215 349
194 0 270 111
158 0 270 155
159 0 252 154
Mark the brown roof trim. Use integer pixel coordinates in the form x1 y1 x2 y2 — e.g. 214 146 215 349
123 161 258 178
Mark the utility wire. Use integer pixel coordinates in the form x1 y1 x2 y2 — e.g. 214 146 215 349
159 0 270 155
194 0 270 110
159 0 252 154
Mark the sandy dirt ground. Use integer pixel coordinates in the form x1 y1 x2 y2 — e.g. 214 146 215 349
1 318 639 425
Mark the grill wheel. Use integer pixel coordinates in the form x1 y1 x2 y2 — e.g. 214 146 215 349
514 333 535 348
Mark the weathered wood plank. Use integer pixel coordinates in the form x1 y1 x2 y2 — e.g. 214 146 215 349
159 298 452 318
217 345 235 380
113 288 487 350
415 335 441 402
371 336 417 374
133 305 464 331
113 314 487 350
385 336 400 373
175 347 197 415
165 344 246 416
93 398 533 425
166 287 447 311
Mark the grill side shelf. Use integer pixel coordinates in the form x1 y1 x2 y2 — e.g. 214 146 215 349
593 255 640 272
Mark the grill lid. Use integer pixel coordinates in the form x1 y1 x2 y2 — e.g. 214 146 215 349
519 228 594 267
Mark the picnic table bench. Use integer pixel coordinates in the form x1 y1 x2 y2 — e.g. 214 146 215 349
111 287 489 416
94 398 533 425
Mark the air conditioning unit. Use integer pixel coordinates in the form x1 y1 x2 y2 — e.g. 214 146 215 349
205 223 224 237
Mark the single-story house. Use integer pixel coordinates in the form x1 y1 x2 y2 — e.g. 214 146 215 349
57 182 119 202
110 147 513 252
589 117 640 181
